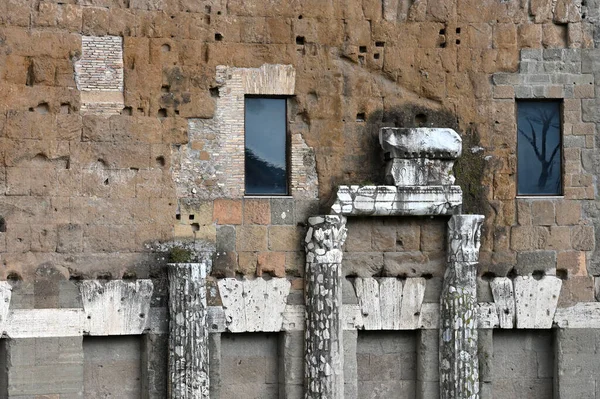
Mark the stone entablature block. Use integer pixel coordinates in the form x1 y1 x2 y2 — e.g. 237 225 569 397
217 277 290 333
331 185 462 216
380 127 462 187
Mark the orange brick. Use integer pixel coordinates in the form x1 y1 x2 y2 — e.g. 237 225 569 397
213 199 242 225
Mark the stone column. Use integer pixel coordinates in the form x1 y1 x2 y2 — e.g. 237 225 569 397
168 262 210 399
440 215 484 399
304 215 347 399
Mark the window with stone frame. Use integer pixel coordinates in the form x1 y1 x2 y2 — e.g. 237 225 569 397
517 100 563 196
244 96 289 195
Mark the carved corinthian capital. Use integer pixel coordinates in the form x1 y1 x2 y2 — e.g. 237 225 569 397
447 215 484 263
305 215 347 264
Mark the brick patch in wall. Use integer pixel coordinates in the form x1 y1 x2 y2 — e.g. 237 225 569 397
173 64 318 200
75 35 124 116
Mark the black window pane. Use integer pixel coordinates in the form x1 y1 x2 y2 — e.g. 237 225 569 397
517 101 562 195
245 98 287 195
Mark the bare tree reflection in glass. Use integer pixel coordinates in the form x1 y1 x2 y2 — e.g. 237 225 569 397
517 101 562 195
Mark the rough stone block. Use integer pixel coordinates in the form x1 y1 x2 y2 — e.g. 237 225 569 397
343 252 384 277
420 221 446 252
371 224 396 251
571 225 595 251
515 250 557 275
345 218 373 252
257 251 286 277
557 251 587 276
558 276 595 306
546 226 572 250
56 224 83 253
270 198 294 225
237 251 258 275
214 199 243 225
396 222 421 251
383 251 445 277
213 251 237 278
268 226 303 251
216 225 236 252
235 225 267 252
244 199 271 225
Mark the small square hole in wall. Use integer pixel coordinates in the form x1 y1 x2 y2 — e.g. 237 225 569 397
375 41 385 47
215 33 223 41
359 45 367 53
374 53 380 59
356 112 366 122
456 27 461 34
296 36 305 45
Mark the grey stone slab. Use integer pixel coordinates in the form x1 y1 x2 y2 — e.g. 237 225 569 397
515 250 557 275
270 198 294 225
216 225 236 252
417 330 439 383
543 48 564 61
582 49 600 73
582 99 600 122
521 49 543 61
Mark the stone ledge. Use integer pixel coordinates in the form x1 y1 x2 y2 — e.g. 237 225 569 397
330 185 463 216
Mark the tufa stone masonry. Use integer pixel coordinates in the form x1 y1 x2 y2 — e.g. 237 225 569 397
0 0 598 398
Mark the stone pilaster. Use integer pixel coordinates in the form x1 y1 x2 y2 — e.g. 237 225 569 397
168 262 210 399
440 215 484 399
304 215 347 399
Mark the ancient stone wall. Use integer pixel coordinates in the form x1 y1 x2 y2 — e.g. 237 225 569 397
0 0 599 398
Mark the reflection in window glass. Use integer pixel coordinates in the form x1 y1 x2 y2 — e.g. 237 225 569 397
517 101 562 195
245 97 287 195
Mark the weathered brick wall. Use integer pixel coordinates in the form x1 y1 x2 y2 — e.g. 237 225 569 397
76 36 123 92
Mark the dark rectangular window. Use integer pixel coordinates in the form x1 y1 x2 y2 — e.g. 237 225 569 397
245 97 288 195
517 101 562 195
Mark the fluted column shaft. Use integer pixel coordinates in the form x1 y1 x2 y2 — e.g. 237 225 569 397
168 262 210 399
440 215 485 399
304 215 347 399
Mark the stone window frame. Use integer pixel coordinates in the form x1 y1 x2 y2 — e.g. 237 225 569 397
492 48 595 201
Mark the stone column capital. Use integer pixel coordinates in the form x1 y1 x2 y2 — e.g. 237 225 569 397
447 215 485 264
305 215 347 264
